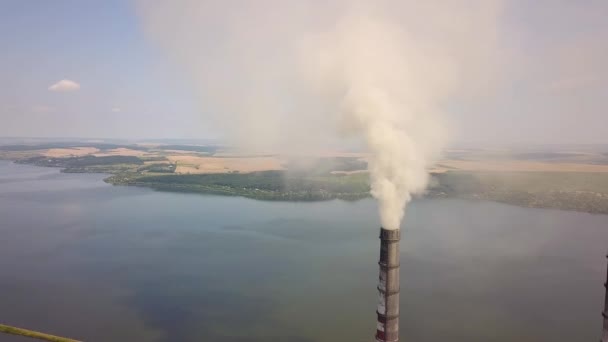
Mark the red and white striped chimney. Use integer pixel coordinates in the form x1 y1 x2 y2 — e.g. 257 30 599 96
375 227 400 342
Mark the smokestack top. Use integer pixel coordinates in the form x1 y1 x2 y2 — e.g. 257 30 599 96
380 227 400 241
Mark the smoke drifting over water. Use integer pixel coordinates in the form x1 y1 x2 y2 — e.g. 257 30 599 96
137 1 502 230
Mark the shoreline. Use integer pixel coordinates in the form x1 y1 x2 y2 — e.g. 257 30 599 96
4 158 608 215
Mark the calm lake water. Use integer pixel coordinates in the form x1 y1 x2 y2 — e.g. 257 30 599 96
1 160 607 342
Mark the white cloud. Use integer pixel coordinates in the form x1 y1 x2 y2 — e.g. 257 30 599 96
48 79 80 92
111 107 121 112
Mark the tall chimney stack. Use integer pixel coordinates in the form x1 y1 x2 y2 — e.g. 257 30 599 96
601 253 608 342
375 227 400 342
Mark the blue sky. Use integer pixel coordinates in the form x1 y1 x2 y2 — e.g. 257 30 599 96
1 1 203 139
1 1 607 145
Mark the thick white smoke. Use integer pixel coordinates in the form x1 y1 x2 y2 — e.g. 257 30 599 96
298 11 449 230
137 1 502 230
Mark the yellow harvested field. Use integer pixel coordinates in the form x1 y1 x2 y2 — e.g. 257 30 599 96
12 144 608 175
166 155 285 174
330 170 368 175
45 147 99 157
161 149 205 154
439 159 608 173
213 152 274 157
143 160 169 165
221 151 369 159
93 148 149 157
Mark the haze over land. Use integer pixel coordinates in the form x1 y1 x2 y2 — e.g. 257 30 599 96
2 139 608 216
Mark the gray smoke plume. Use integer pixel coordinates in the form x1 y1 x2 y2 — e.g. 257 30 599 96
136 1 503 230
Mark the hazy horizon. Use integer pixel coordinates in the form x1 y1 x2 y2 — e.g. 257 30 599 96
2 136 608 151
